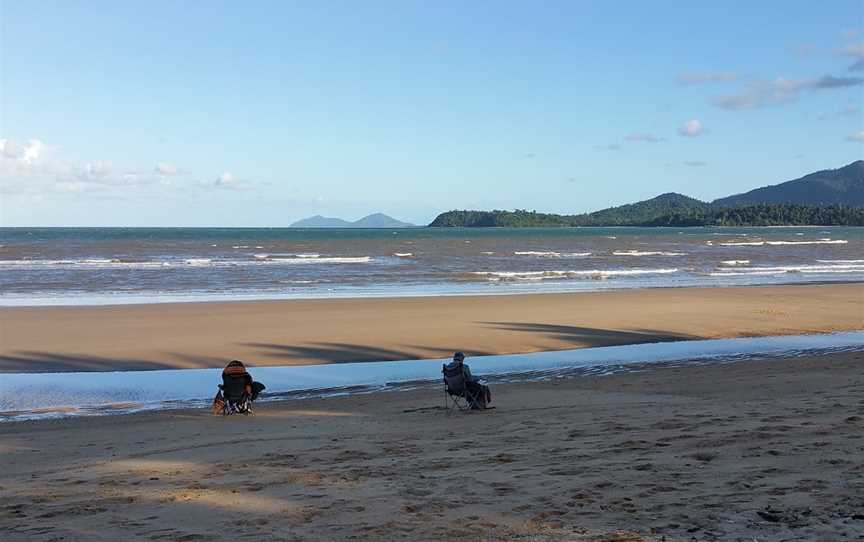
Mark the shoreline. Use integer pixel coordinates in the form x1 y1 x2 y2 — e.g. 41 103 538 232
1 282 862 373
4 331 861 422
2 350 862 540
1 278 862 309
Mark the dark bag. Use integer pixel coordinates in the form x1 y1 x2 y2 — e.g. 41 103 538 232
251 381 266 401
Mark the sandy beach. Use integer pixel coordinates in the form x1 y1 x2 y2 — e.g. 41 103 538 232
1 282 863 540
1 283 862 372
1 350 862 541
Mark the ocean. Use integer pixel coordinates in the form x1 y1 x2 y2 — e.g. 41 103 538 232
0 226 861 306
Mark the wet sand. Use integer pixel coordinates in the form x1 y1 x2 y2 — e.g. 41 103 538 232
1 283 862 372
1 351 863 541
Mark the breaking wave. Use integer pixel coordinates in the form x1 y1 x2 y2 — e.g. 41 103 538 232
710 263 864 277
719 239 848 247
513 251 592 257
0 255 375 269
472 268 679 281
613 250 685 257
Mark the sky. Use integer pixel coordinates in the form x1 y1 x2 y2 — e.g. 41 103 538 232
1 0 862 226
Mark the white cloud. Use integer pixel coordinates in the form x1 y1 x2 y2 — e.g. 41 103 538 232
714 75 864 110
0 137 257 197
0 139 25 159
676 72 739 85
624 132 664 143
846 131 864 142
683 160 708 167
678 119 704 137
208 170 254 191
0 138 48 164
82 161 112 179
155 162 179 175
22 139 45 164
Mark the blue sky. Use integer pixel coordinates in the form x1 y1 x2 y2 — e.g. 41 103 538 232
1 0 862 226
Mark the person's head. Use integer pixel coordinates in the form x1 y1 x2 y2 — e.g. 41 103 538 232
453 352 465 363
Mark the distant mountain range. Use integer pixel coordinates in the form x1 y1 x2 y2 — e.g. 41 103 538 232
430 160 864 227
290 213 415 228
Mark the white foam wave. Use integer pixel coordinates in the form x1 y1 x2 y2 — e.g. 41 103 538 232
719 239 848 247
721 260 750 266
710 263 864 277
473 268 679 281
0 255 374 269
265 256 373 264
515 251 559 256
613 250 685 256
817 259 864 264
0 259 171 269
393 253 413 257
514 251 592 258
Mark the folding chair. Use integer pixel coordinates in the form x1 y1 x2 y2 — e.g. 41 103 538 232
442 363 483 413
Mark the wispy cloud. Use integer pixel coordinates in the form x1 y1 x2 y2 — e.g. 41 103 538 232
713 75 863 110
676 71 740 85
791 43 818 58
595 143 622 151
846 131 864 143
624 132 664 143
683 160 708 167
839 104 861 117
678 119 704 137
837 42 864 71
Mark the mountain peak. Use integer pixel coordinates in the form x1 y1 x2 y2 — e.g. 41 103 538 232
290 213 414 228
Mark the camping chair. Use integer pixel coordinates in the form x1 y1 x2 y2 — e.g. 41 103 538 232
219 374 253 415
442 363 484 413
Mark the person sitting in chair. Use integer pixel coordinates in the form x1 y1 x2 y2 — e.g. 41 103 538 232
213 359 265 415
446 352 492 409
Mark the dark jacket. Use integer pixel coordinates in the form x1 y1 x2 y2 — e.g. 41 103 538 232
446 359 479 383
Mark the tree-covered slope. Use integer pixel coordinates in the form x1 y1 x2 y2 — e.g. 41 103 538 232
585 193 709 225
428 161 864 227
712 160 864 207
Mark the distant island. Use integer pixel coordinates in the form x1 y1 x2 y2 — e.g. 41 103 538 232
291 213 415 228
430 160 864 227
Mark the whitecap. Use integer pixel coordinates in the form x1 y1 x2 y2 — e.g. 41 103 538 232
472 268 679 281
710 263 864 276
719 239 848 247
613 250 685 256
265 256 373 264
514 251 560 256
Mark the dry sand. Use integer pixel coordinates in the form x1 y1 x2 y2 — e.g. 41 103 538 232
1 283 862 372
1 351 863 541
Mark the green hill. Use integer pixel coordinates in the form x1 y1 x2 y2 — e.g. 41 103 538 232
428 161 864 227
712 160 864 207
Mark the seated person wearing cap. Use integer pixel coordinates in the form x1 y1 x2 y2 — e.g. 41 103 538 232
446 352 492 409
